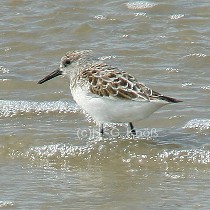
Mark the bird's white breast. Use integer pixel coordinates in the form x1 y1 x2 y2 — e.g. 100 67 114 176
70 86 168 123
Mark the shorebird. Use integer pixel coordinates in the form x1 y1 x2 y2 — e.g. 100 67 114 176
38 50 182 135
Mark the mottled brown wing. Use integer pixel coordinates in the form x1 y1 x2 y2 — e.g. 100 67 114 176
80 63 156 101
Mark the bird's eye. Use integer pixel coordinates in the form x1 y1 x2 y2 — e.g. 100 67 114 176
64 59 71 66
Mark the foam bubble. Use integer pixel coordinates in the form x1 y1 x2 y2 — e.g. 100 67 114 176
0 66 10 74
184 119 210 131
126 1 157 10
201 86 210 91
0 201 14 208
170 14 184 20
94 15 106 20
184 53 207 58
158 149 210 164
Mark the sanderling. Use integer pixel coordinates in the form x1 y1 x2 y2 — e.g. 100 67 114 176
38 50 182 135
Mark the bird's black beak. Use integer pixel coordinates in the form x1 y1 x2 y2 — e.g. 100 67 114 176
38 68 62 84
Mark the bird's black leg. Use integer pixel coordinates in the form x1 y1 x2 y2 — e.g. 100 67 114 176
99 123 104 135
129 122 136 136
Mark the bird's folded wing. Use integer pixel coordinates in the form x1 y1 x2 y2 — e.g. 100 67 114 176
79 63 159 101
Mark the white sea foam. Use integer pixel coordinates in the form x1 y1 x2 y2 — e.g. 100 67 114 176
183 119 210 131
170 14 184 20
0 100 80 117
158 149 210 165
126 1 157 10
0 201 14 208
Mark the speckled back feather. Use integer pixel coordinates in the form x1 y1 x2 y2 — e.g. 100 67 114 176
79 62 162 101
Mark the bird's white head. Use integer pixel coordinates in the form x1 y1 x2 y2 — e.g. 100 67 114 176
38 50 92 84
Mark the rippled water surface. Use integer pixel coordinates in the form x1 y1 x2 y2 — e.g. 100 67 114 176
1 0 210 209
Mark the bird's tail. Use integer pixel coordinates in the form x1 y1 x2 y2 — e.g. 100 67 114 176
158 95 183 103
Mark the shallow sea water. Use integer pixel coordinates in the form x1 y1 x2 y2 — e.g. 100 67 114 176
1 0 210 209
